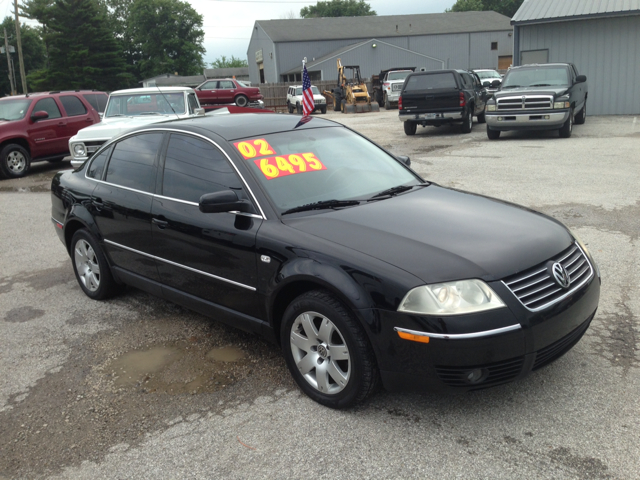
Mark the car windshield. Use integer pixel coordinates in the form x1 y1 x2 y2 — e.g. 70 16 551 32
237 80 250 87
0 99 32 121
295 86 320 95
476 70 500 79
502 67 570 88
387 71 411 81
104 93 186 117
235 126 421 214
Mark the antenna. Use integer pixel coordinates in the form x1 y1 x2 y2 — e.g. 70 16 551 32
154 82 181 121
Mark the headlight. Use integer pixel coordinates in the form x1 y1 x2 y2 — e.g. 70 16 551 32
398 280 505 315
554 101 570 109
72 143 87 157
486 104 496 112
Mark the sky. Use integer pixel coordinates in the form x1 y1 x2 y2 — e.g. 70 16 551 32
3 0 457 67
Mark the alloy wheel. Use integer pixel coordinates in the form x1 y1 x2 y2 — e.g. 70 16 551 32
6 150 26 174
74 239 101 292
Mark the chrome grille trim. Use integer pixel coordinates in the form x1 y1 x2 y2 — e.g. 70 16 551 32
502 243 593 312
497 95 553 111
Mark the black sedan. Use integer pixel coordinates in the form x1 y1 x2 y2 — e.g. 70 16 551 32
51 114 600 408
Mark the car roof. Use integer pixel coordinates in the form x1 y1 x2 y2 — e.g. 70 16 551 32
1 90 106 101
510 63 571 70
473 69 499 72
130 113 339 142
110 87 194 95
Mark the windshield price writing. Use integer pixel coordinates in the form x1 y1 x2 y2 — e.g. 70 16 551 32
254 153 326 180
234 138 276 159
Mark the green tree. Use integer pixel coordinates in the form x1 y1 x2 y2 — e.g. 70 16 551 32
28 0 131 91
300 0 376 18
129 0 205 79
0 17 46 95
210 55 248 68
446 0 524 18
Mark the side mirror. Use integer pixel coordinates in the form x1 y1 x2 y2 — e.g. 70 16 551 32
396 155 411 167
199 190 251 213
194 108 205 116
31 110 49 121
490 80 501 88
576 75 587 83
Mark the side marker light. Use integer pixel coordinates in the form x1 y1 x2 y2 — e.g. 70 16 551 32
397 331 430 343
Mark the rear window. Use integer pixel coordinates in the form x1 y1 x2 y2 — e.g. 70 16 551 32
404 73 457 91
82 93 108 113
60 95 88 116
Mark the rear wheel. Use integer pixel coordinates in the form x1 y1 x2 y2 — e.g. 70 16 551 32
559 110 573 138
70 229 120 300
281 290 379 409
234 94 249 107
0 144 31 179
296 103 302 114
461 107 473 133
287 102 293 114
487 126 500 140
403 121 417 136
384 93 391 110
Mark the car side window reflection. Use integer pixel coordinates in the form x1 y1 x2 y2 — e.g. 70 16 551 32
162 134 243 203
34 98 62 119
105 133 161 193
86 146 112 180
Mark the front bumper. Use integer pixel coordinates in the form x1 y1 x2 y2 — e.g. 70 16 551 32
486 109 569 131
248 99 265 109
369 266 600 393
399 111 463 123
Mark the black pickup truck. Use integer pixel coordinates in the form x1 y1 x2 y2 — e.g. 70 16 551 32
484 63 587 139
398 69 487 135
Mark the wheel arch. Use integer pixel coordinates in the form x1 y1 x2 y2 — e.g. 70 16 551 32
0 137 31 156
63 208 100 254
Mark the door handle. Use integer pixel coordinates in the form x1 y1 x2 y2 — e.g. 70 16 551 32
152 217 169 229
57 121 67 126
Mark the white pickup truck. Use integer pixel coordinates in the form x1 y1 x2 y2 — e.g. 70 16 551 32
69 87 204 167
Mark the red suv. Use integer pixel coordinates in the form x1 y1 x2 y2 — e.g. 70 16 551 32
0 90 106 179
195 79 263 107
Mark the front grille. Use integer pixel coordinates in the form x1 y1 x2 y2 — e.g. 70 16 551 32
85 141 106 155
435 357 524 388
392 84 403 91
503 243 593 311
314 99 323 104
532 316 592 370
497 95 553 111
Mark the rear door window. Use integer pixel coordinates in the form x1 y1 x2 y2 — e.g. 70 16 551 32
105 133 162 192
87 146 113 180
82 93 108 113
60 95 88 116
404 73 457 91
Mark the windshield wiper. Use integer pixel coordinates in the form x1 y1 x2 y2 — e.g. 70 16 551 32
369 183 429 200
282 199 360 215
502 85 522 89
139 112 163 115
529 83 552 87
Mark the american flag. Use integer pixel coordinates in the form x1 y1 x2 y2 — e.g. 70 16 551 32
302 64 314 116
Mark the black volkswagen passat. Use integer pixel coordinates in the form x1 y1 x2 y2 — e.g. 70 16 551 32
51 114 600 408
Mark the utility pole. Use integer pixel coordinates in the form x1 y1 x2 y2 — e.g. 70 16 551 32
13 0 27 94
3 28 16 95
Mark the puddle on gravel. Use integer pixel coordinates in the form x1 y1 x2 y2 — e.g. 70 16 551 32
107 344 247 394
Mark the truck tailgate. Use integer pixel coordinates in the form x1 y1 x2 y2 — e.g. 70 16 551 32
402 90 459 111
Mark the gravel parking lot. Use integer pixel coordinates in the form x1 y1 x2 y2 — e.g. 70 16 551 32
1 110 639 479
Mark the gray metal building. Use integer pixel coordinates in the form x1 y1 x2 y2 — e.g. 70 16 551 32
512 0 640 115
248 12 513 85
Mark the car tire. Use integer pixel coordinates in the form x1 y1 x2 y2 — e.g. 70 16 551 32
341 99 346 113
403 121 417 136
559 110 573 138
235 95 249 107
384 93 391 110
477 111 486 124
321 106 327 114
0 143 31 179
70 229 120 300
333 93 342 111
287 102 293 114
280 290 379 409
461 107 473 133
575 101 586 125
296 103 302 114
487 126 500 140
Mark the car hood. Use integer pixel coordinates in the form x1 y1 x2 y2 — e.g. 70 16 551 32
72 115 176 140
285 185 573 284
495 86 569 98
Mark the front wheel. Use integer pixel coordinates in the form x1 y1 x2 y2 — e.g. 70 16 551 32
403 121 417 135
0 144 31 179
320 106 327 114
461 108 473 133
70 229 120 300
281 290 379 409
487 126 500 140
287 102 293 114
477 111 486 124
574 102 586 125
559 110 573 138
234 95 249 107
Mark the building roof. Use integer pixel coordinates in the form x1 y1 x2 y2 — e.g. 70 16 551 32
512 0 640 24
204 67 249 78
256 11 512 43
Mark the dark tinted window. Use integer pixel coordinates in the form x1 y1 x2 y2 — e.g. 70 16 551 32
187 93 199 114
105 133 162 192
404 73 457 91
60 95 87 116
461 73 473 88
162 134 241 203
33 98 62 119
86 146 112 180
82 93 108 113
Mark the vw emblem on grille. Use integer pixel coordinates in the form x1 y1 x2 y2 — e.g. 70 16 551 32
551 262 571 289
